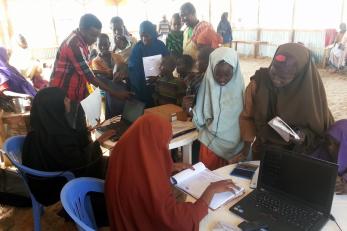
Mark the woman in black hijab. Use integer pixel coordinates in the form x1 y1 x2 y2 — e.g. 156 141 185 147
22 87 114 205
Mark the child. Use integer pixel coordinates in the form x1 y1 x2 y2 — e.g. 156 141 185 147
180 48 213 114
176 54 194 80
166 13 183 57
113 35 133 63
153 56 186 106
92 33 123 79
193 47 245 170
105 63 129 119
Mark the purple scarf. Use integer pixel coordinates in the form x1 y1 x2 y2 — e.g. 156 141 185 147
328 119 347 176
0 47 36 97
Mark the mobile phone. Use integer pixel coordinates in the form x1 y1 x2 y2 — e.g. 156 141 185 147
230 163 258 179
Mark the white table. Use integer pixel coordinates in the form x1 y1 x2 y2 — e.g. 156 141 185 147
95 116 198 164
185 163 347 231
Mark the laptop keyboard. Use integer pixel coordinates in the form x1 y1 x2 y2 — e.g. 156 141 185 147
97 122 129 141
109 122 129 141
250 190 322 230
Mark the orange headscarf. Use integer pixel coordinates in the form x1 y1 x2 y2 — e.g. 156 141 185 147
196 27 222 49
105 114 208 231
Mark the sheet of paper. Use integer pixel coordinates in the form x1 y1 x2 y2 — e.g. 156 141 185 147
142 54 162 78
3 91 31 98
80 88 101 127
171 162 206 184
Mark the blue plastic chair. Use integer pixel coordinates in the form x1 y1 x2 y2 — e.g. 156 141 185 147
2 135 75 231
60 177 105 231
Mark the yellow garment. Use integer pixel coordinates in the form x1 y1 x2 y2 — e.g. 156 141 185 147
86 82 94 93
183 28 198 60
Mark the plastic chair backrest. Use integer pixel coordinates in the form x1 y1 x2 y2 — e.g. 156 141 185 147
60 177 105 231
2 135 25 165
3 135 75 180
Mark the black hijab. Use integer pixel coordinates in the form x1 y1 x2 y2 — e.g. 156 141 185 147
22 87 92 172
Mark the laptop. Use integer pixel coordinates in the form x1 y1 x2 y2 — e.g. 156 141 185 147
97 99 145 141
230 147 338 231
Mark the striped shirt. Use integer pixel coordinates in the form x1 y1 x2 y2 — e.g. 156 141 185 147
50 29 94 102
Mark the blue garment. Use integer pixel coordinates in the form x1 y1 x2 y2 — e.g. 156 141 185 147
128 21 169 107
217 19 232 43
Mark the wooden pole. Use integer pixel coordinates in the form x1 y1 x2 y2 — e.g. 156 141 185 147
290 0 296 42
341 0 345 23
49 0 59 46
0 0 13 46
209 0 212 23
229 0 232 22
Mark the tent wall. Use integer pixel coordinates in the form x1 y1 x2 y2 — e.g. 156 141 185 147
234 29 326 63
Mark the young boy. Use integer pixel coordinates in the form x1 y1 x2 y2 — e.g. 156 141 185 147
166 13 183 57
182 47 214 114
113 35 133 63
92 33 123 79
176 54 194 80
153 56 186 106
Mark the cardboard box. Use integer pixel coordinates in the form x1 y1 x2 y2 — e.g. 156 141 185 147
144 104 187 121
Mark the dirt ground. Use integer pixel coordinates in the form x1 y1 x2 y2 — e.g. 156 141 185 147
0 57 346 231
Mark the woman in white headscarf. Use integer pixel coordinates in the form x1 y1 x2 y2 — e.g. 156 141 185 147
193 47 245 170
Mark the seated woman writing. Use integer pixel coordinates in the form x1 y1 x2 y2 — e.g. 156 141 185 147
192 47 245 170
22 87 115 206
240 43 334 160
0 46 36 97
105 114 236 231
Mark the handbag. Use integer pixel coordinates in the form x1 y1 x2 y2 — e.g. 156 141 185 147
0 150 31 207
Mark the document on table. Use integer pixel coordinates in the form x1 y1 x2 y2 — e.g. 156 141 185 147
142 54 162 78
171 162 244 210
80 88 101 127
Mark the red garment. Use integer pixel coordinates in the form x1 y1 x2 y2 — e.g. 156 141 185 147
196 27 223 49
105 114 208 231
325 29 337 46
50 30 94 101
199 143 228 170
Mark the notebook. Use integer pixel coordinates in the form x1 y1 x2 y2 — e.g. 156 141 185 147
171 162 244 210
230 146 337 231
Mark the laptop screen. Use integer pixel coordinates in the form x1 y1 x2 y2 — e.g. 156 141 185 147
122 100 145 123
259 147 337 214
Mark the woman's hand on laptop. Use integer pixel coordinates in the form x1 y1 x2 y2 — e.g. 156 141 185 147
97 129 117 143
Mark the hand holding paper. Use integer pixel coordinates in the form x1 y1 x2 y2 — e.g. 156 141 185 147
80 88 101 127
268 116 300 142
142 54 162 78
